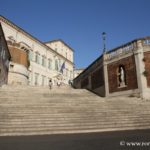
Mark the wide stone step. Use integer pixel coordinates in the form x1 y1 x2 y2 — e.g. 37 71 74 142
1 113 149 118
0 119 150 129
0 115 150 125
0 122 150 136
1 110 150 117
0 113 149 124
0 103 148 109
1 109 150 116
0 85 150 137
0 88 88 93
0 105 148 110
1 108 150 113
0 94 92 97
1 122 150 133
0 106 147 111
0 97 146 103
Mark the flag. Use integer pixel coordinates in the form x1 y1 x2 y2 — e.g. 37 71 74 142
60 61 65 73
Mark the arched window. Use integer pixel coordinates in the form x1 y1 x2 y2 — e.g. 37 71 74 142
117 65 126 87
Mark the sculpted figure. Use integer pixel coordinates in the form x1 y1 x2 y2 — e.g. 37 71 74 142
120 67 125 83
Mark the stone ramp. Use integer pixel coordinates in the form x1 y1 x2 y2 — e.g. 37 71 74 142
0 85 150 136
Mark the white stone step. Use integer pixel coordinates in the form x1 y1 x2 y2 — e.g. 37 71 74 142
0 85 150 136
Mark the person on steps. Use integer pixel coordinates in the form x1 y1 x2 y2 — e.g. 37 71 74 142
49 79 52 90
57 80 61 87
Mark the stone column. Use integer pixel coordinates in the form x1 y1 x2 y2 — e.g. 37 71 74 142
134 40 148 99
103 54 109 97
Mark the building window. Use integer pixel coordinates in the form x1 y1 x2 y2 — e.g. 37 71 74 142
35 52 40 64
42 55 46 67
117 65 126 87
48 59 52 69
42 56 44 66
38 55 40 64
55 59 59 71
58 59 61 69
34 73 39 85
42 75 45 86
35 52 38 63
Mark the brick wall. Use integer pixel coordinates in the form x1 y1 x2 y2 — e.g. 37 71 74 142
144 51 150 87
107 56 138 93
8 46 29 68
91 67 104 90
81 77 89 88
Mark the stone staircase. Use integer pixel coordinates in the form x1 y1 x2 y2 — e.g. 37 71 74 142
0 85 150 136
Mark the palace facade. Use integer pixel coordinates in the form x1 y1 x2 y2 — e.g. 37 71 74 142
0 16 74 86
73 37 150 99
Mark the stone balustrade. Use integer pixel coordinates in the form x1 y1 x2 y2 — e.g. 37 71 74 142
105 43 134 61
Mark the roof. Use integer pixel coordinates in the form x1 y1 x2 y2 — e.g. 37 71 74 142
45 39 74 52
0 15 74 65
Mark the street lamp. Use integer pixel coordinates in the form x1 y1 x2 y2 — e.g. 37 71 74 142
102 32 106 53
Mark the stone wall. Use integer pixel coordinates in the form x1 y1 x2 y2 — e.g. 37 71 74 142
107 55 138 93
144 51 150 87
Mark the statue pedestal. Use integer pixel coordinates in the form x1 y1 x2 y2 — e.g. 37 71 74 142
119 82 126 88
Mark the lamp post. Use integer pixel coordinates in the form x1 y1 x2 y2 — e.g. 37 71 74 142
102 32 106 53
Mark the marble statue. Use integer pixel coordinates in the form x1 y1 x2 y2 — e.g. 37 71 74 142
120 67 125 82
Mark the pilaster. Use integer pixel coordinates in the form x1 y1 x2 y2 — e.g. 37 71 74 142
103 54 109 97
134 40 148 99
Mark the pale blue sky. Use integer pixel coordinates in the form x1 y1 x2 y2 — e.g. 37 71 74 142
1 0 150 68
